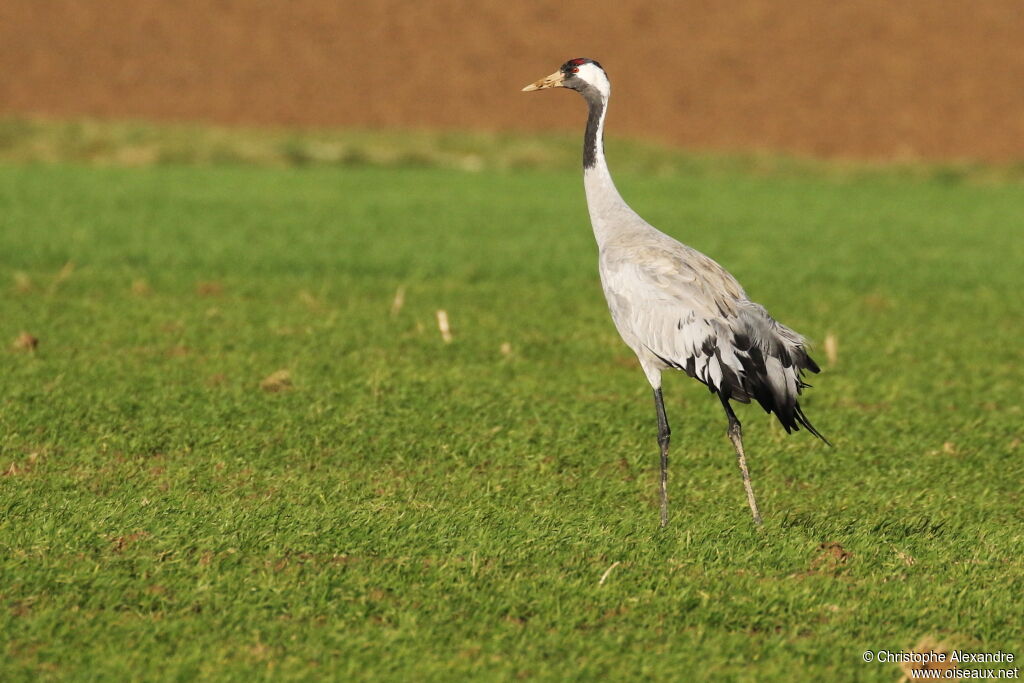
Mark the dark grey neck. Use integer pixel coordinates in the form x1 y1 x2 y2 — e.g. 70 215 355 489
580 86 605 170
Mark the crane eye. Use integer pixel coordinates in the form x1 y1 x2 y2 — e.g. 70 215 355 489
571 67 579 73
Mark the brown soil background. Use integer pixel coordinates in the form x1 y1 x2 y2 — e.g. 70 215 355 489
3 0 1024 161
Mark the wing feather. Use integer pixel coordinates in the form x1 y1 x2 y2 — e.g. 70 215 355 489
600 240 824 438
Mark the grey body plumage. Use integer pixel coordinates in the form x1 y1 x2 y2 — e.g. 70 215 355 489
524 59 827 527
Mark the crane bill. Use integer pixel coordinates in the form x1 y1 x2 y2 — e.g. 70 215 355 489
522 71 565 91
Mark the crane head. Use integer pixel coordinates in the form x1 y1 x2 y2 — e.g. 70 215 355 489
522 58 608 96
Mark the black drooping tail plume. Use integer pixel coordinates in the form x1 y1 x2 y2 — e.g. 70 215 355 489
729 314 830 445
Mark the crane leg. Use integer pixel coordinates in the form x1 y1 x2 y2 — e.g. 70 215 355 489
653 388 671 528
719 396 763 526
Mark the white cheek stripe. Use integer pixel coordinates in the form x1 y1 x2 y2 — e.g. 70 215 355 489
576 63 611 97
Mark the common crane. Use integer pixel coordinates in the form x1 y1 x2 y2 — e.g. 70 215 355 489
523 58 828 527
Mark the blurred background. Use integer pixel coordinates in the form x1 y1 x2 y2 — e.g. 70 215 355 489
3 0 1024 161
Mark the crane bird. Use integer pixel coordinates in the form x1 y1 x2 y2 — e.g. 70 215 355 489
523 58 828 527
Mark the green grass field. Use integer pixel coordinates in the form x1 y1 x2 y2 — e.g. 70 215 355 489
1 127 1022 680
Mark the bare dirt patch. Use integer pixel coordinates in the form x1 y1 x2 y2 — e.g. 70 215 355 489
2 1 1023 161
